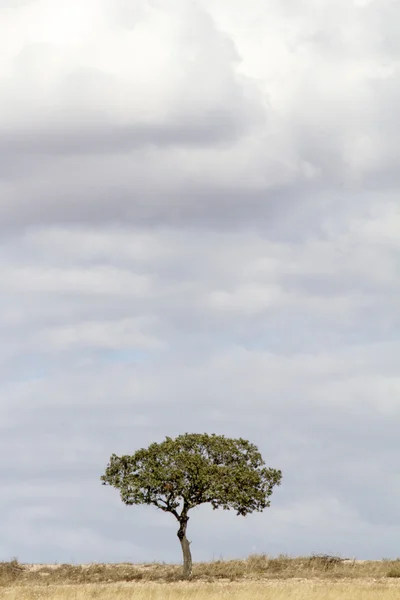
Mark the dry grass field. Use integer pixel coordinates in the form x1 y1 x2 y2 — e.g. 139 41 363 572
1 555 400 599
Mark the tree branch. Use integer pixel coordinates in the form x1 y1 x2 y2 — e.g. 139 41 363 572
151 498 180 520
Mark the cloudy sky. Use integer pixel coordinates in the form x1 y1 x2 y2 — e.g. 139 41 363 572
1 0 399 565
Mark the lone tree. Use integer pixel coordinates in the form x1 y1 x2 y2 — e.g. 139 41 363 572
101 433 282 579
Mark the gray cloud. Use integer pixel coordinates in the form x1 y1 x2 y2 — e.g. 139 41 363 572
0 0 398 232
0 0 399 565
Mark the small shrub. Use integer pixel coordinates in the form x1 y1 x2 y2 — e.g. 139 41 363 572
308 554 343 570
247 554 269 573
0 558 25 586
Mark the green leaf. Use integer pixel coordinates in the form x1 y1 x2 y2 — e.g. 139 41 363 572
101 433 282 520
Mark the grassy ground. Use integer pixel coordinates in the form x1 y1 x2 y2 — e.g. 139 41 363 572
1 555 400 599
2 580 400 600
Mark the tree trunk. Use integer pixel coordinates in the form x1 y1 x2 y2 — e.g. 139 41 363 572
177 516 192 579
